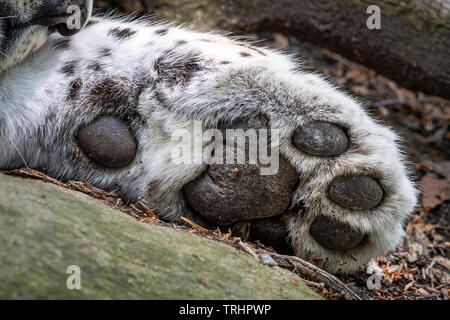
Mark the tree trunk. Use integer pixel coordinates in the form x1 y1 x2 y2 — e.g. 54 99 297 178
0 174 320 299
107 0 449 99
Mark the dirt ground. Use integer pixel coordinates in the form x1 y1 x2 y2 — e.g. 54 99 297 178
4 9 448 299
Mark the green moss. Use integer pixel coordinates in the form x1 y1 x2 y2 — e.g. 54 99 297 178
0 174 320 299
151 0 225 30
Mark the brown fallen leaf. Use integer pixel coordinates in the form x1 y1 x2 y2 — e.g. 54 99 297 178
423 160 450 180
404 281 415 292
420 173 450 209
436 256 450 270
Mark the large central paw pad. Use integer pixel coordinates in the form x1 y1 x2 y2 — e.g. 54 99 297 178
183 158 298 225
184 118 298 225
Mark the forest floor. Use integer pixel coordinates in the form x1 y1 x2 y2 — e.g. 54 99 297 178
3 22 448 300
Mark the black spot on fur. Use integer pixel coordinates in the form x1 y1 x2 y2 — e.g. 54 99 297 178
88 77 134 110
240 52 252 57
61 61 78 75
54 38 71 50
155 28 168 36
177 40 187 45
99 48 112 57
68 78 82 100
88 62 103 72
154 48 203 86
154 90 168 107
109 27 137 39
253 47 267 56
221 61 231 65
44 111 57 126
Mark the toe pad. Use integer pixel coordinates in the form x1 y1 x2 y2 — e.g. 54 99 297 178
309 215 365 251
77 115 137 168
292 122 348 156
328 175 384 210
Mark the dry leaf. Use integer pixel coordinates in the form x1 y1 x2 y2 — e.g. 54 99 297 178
420 173 450 209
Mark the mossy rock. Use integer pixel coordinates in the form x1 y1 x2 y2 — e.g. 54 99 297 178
0 174 320 299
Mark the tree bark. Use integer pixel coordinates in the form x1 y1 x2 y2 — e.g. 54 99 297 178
0 174 320 299
106 0 449 99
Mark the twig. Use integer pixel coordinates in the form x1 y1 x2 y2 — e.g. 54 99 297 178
234 238 259 260
416 293 439 300
300 278 325 289
435 283 450 290
138 201 158 219
1 168 64 186
425 257 438 276
426 120 448 144
180 216 217 235
269 252 362 300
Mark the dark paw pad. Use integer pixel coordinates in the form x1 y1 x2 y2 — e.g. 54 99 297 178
77 115 137 168
183 117 298 225
309 215 365 251
292 121 348 156
183 157 298 225
328 175 383 210
231 216 292 254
